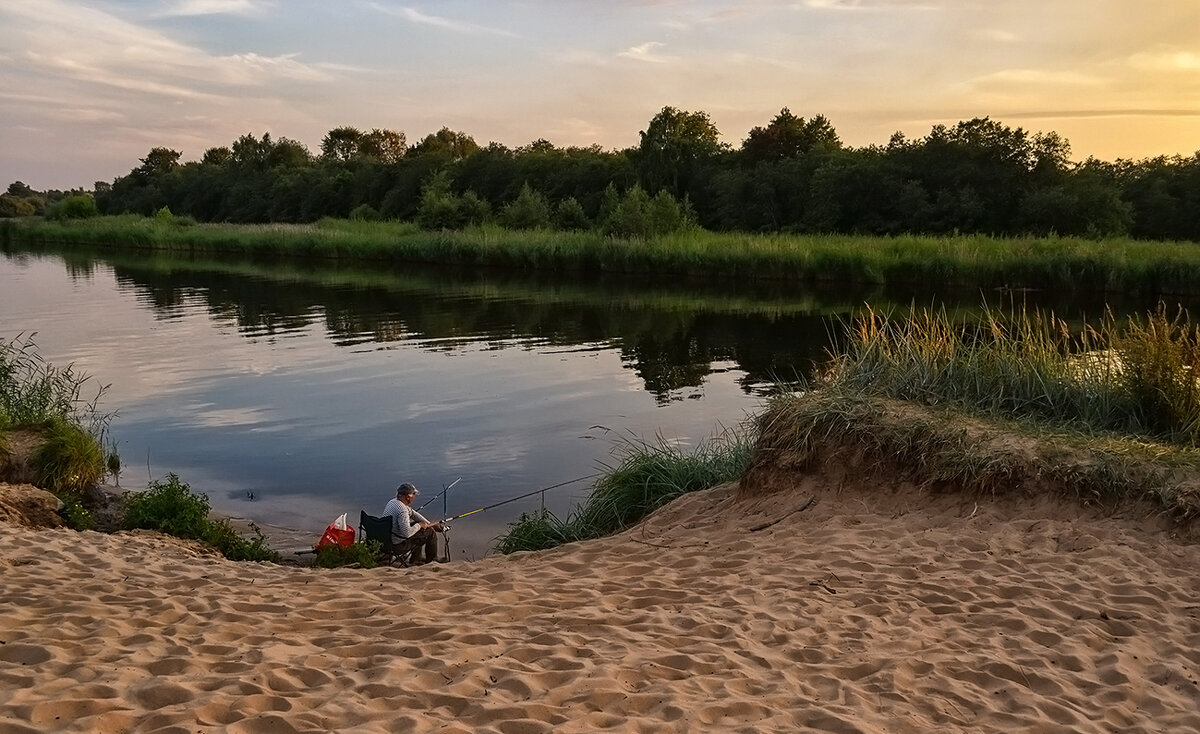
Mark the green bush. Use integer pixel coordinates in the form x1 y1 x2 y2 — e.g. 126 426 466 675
121 473 280 562
416 171 466 229
494 508 574 554
554 197 591 231
46 194 99 221
349 203 381 222
202 519 281 563
459 191 491 226
123 473 210 537
499 183 551 230
0 194 35 218
602 185 652 238
58 493 95 531
600 185 693 239
32 418 105 493
313 540 381 568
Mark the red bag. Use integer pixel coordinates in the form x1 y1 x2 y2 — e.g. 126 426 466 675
316 513 355 550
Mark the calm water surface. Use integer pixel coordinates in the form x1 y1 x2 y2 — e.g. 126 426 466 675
0 246 851 556
0 244 1177 557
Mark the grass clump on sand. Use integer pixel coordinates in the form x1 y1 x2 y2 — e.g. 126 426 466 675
312 541 383 569
0 334 114 529
748 303 1200 525
496 428 754 553
122 473 281 563
825 302 1200 445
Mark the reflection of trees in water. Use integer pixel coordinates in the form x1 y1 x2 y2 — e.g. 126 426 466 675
100 257 834 402
40 247 1200 402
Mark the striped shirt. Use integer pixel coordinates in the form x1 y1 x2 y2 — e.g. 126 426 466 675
383 497 430 540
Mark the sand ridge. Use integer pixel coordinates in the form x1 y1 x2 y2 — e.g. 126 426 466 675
1 481 1199 733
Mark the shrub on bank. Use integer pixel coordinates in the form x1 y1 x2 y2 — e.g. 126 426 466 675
0 194 36 218
45 194 99 221
1 336 114 530
496 427 754 553
122 473 280 562
312 540 382 568
499 183 552 230
32 418 106 493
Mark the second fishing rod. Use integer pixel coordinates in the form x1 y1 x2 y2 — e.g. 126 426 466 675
434 473 600 528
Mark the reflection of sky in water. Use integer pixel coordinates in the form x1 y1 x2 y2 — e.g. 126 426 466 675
0 254 768 558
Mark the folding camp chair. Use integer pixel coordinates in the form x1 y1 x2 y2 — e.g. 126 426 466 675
358 510 408 566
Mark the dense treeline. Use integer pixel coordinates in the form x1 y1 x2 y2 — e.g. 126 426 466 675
5 108 1199 241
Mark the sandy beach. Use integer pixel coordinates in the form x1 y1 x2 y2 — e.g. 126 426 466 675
2 473 1199 733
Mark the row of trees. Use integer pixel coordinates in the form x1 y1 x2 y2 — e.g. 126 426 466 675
7 108 1200 240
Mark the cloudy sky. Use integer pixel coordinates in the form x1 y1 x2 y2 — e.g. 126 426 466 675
2 0 1197 190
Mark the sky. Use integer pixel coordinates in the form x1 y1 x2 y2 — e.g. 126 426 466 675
2 0 1197 191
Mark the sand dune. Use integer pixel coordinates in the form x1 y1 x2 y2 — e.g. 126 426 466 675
2 478 1199 733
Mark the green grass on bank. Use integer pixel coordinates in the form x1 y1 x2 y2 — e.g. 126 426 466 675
1 334 114 529
752 389 1200 526
748 303 1200 525
495 429 754 554
825 303 1200 446
7 215 1200 295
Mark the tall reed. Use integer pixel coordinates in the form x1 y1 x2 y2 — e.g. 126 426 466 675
822 303 1200 446
0 333 108 430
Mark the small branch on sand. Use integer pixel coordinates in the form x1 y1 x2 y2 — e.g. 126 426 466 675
749 496 816 532
810 572 840 594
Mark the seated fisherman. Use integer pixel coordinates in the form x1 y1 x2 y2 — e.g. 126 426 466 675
383 482 444 564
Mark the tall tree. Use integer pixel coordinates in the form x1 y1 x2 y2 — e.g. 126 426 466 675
267 137 313 169
201 146 232 166
6 181 34 197
409 127 480 160
321 127 365 162
133 147 182 182
637 106 727 196
740 108 841 164
231 133 274 169
361 128 407 163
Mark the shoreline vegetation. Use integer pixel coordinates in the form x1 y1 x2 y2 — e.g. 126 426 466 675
6 215 1200 296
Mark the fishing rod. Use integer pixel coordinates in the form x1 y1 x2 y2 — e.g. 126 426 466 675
439 473 600 525
417 477 461 512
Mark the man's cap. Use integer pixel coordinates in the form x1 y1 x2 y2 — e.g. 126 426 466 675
397 482 418 496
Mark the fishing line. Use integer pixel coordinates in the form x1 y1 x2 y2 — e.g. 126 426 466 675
443 473 601 523
417 477 461 512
